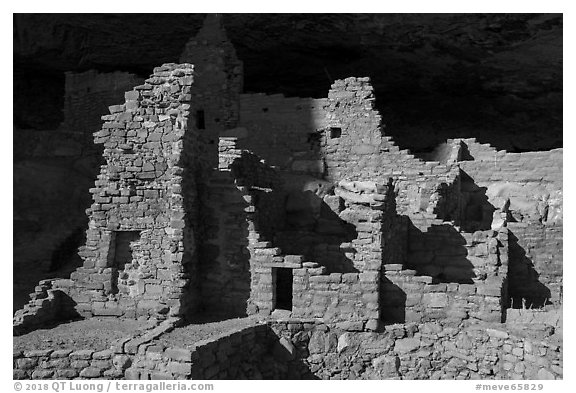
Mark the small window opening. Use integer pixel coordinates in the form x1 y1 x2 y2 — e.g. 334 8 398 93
274 268 293 311
196 110 205 130
262 107 269 112
330 127 342 139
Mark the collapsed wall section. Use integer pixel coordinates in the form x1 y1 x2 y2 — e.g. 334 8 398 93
45 63 200 321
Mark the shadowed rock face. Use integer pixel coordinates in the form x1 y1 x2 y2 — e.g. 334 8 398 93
14 13 562 152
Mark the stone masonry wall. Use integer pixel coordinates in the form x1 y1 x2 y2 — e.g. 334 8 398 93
269 320 562 380
455 139 562 307
46 63 199 321
383 227 509 325
321 77 460 227
248 180 394 328
125 323 286 380
458 139 562 224
15 319 562 380
507 222 563 307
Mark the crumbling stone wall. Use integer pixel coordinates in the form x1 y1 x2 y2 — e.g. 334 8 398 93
45 63 200 321
13 280 77 335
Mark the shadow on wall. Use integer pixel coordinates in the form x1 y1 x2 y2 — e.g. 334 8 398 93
459 170 495 232
49 227 85 273
195 170 251 321
265 326 320 380
277 189 359 274
407 221 476 284
14 290 82 336
508 231 552 309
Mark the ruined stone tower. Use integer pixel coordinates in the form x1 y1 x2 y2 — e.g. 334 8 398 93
180 14 243 168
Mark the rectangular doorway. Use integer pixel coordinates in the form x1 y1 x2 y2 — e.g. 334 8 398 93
274 267 293 311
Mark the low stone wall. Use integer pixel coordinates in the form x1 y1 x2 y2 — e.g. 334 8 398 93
13 348 129 380
269 320 562 380
13 318 177 380
14 317 562 380
126 323 277 379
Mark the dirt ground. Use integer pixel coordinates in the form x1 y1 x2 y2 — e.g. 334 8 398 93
157 316 260 349
13 318 142 352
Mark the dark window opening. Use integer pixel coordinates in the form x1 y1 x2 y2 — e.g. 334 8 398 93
196 110 205 130
330 127 342 139
214 118 220 123
274 268 293 311
262 107 268 112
